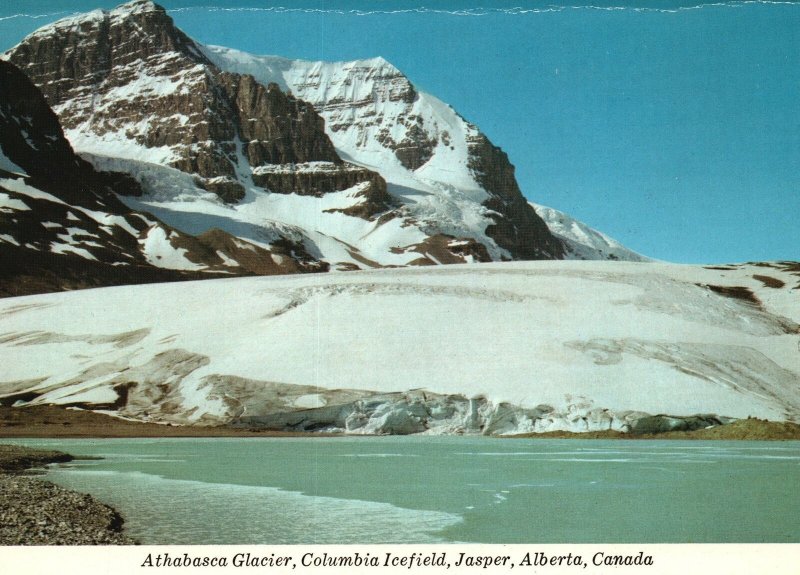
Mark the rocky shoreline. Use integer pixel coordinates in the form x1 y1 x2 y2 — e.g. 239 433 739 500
0 445 135 545
0 405 333 438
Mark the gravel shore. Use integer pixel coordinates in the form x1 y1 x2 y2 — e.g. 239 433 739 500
0 405 331 438
0 445 135 545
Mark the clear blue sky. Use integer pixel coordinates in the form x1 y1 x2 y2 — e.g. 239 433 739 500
2 1 798 263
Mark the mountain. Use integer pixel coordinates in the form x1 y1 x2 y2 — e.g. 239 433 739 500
3 0 609 272
531 203 651 262
0 58 323 297
0 260 797 434
203 47 564 262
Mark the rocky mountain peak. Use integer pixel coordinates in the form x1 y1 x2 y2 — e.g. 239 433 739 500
114 0 160 14
6 1 388 213
14 0 211 105
209 47 565 260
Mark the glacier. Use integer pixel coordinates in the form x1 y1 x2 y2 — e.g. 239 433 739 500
0 260 797 435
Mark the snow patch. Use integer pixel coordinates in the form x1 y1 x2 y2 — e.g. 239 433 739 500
50 242 97 260
0 149 26 176
0 192 30 212
216 251 240 267
0 177 67 206
139 226 206 271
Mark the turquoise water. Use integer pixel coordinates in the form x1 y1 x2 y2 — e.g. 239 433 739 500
7 437 800 544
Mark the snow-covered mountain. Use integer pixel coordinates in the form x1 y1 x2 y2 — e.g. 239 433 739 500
531 203 651 262
0 58 327 297
0 260 797 434
2 0 646 272
202 47 563 262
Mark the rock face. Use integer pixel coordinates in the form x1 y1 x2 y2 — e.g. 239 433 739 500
220 76 339 167
0 59 139 203
217 50 565 261
467 133 563 260
0 58 326 297
251 161 390 201
5 0 389 215
0 58 152 275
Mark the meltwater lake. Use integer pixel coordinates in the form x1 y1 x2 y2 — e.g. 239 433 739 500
8 437 800 544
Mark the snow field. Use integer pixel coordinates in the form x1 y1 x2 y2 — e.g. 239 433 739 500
0 261 797 427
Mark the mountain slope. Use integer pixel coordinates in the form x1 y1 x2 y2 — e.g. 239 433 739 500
204 48 564 261
0 58 325 297
531 203 651 262
1 261 797 434
5 0 577 271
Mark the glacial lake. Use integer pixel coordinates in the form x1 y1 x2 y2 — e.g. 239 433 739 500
7 437 800 544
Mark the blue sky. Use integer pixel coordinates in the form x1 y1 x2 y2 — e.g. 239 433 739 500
1 1 798 263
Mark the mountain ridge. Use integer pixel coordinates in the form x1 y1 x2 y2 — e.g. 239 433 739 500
2 0 627 273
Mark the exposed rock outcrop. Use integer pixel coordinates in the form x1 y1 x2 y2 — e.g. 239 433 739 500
392 234 493 265
467 132 564 259
251 162 389 202
0 59 327 296
5 0 390 214
220 76 340 166
629 414 735 435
